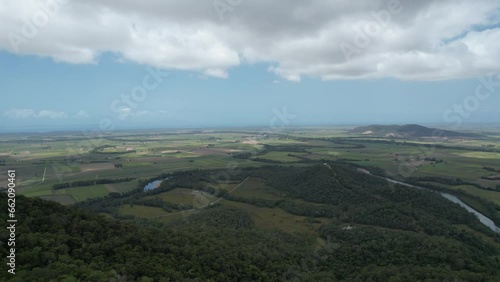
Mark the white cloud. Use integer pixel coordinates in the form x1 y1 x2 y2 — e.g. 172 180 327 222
132 110 150 117
4 109 36 119
4 109 67 119
74 110 89 118
1 0 499 81
203 68 229 79
37 110 68 119
116 107 151 119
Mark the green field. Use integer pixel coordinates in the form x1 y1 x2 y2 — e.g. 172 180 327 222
451 185 500 205
221 200 328 235
256 151 303 162
144 188 217 206
1 127 498 216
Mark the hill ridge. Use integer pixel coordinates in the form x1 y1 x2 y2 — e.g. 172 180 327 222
352 124 480 138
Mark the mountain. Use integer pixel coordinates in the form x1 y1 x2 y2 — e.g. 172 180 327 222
351 124 480 138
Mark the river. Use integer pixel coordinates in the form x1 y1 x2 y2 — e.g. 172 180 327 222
358 169 500 234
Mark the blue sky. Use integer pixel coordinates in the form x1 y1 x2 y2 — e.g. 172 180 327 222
1 51 498 132
1 0 499 132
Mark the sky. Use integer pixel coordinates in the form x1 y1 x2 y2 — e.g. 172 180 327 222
1 0 500 132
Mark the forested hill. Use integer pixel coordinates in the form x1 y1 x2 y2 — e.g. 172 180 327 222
352 124 480 138
0 194 309 281
2 164 500 281
258 164 498 234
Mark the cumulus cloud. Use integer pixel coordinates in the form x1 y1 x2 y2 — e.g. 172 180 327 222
1 0 499 81
4 109 67 119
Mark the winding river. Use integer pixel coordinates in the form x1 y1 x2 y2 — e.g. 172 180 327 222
358 169 500 234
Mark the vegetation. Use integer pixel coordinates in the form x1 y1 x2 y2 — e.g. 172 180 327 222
2 127 500 280
0 194 308 281
53 178 135 190
352 124 481 138
2 163 500 281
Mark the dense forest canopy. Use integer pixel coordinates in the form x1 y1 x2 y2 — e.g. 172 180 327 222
2 164 500 281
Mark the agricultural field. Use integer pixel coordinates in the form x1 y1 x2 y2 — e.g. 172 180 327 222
3 126 500 281
1 125 499 218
